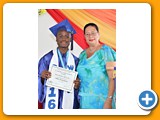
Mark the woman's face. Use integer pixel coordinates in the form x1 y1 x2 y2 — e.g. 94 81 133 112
84 26 100 46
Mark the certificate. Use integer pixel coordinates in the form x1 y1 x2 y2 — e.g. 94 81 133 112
46 66 78 92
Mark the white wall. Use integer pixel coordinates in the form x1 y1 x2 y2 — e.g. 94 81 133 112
38 12 83 60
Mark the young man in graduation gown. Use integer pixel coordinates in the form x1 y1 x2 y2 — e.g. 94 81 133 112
38 19 80 109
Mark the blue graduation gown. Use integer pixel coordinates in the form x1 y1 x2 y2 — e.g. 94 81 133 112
38 50 79 109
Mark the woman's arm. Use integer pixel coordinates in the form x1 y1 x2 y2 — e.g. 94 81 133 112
103 62 116 109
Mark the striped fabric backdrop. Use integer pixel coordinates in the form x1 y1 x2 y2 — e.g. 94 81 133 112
46 9 116 50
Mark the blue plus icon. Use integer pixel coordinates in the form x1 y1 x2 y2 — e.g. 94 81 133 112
138 90 158 110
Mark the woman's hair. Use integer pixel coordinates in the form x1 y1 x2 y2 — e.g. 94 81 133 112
83 23 99 34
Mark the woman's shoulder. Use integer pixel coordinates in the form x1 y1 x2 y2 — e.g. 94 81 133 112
102 44 115 52
102 44 111 50
79 49 87 55
102 44 116 61
79 49 87 58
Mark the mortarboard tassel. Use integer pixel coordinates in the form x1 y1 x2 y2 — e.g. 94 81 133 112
71 34 73 50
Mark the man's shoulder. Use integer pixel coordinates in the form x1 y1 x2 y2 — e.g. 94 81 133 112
40 50 53 61
44 50 53 56
71 53 79 61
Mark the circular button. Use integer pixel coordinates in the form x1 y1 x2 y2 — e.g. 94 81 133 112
138 90 158 110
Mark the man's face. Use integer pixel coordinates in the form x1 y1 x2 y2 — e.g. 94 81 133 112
56 30 71 48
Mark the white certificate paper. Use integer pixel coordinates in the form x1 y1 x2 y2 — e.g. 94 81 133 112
46 66 78 92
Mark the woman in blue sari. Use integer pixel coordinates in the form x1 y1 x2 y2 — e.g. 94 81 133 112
77 23 116 109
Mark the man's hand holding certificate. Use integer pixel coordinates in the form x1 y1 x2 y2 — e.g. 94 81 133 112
46 66 78 92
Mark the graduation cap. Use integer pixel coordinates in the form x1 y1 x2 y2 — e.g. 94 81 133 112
49 19 76 50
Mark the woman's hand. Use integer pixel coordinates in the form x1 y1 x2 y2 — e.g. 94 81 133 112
103 98 112 109
74 78 80 89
